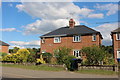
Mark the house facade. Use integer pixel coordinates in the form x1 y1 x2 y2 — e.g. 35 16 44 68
40 19 103 58
111 28 120 62
0 41 10 53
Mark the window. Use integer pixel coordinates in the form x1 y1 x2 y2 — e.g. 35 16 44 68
116 33 120 40
73 35 81 42
92 34 96 41
73 50 81 58
41 38 45 43
54 37 61 43
117 50 120 58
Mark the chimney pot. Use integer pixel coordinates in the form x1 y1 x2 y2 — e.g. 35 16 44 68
69 19 75 28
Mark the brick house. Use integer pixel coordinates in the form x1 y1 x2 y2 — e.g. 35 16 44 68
111 27 120 62
0 41 10 53
40 19 103 58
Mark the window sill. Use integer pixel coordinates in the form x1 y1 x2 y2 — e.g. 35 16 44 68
73 41 81 43
53 42 61 44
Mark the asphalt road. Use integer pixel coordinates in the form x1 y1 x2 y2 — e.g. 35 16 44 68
1 67 118 78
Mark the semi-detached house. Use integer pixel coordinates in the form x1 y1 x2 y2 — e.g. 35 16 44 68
40 19 103 58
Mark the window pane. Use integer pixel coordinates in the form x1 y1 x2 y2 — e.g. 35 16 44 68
73 36 80 42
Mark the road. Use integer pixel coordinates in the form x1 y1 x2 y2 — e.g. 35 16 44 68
1 67 118 78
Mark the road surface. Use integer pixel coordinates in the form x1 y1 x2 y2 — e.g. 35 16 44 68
1 67 118 78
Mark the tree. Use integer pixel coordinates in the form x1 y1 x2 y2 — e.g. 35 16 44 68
13 47 20 53
54 47 71 64
16 49 30 63
41 52 52 63
81 46 105 65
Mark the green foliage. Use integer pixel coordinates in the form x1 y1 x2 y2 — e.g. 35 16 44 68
16 49 30 63
81 46 105 65
54 47 71 64
36 55 46 64
100 45 113 55
0 52 8 57
13 47 20 53
64 55 76 70
41 52 52 63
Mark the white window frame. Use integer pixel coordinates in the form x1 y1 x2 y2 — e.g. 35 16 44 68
117 50 120 58
92 34 96 41
73 35 81 42
73 50 81 58
54 37 61 43
116 33 120 40
41 38 45 43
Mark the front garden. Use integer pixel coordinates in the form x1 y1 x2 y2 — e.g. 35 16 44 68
0 46 118 75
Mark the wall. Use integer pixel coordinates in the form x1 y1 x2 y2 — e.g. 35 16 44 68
0 46 9 53
41 34 102 56
112 34 120 62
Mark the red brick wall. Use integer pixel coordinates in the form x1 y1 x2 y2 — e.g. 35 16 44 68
0 46 9 53
112 34 120 62
41 34 102 56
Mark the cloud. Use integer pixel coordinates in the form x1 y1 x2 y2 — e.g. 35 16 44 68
23 19 80 35
16 2 104 35
94 22 118 45
87 13 104 18
0 28 21 32
95 3 118 16
9 40 40 48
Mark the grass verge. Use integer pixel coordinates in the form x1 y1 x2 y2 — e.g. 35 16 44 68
1 63 64 71
1 63 118 75
76 69 118 75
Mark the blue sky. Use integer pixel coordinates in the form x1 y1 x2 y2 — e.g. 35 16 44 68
1 2 119 48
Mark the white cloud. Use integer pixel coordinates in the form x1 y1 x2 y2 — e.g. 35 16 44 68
87 13 104 18
9 40 40 48
0 28 21 32
95 3 118 16
23 19 80 35
16 2 104 35
94 22 118 45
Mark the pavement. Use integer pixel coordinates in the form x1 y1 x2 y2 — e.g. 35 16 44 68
1 67 118 78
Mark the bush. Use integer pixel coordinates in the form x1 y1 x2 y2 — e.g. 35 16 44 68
64 55 76 70
41 52 52 63
54 47 71 64
16 49 30 63
81 46 105 65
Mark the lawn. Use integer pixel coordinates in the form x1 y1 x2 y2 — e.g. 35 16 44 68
76 69 118 75
1 63 65 71
1 63 118 75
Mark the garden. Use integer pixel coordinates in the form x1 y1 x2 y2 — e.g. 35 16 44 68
0 46 118 75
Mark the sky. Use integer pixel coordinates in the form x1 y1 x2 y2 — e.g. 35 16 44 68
1 2 119 48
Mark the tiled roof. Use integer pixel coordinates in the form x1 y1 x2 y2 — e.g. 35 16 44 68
41 25 103 39
0 41 10 46
112 27 120 33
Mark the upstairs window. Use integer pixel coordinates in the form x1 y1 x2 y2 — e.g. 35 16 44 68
73 35 81 42
116 33 120 40
92 34 96 41
54 37 61 43
41 38 45 43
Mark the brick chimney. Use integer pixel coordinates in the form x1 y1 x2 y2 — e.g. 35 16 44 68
69 19 75 28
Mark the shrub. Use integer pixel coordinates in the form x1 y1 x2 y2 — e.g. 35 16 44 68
64 55 76 70
81 46 105 65
16 49 30 63
54 47 71 64
41 52 52 63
